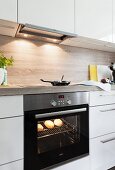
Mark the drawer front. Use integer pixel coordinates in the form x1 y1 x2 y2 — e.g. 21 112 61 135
0 160 23 170
0 96 23 118
0 117 23 165
90 91 115 106
90 133 115 170
90 104 115 138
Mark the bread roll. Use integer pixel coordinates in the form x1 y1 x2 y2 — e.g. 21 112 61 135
44 120 54 129
54 119 63 127
37 124 44 132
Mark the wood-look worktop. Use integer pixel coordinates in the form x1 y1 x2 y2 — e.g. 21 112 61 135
0 84 115 96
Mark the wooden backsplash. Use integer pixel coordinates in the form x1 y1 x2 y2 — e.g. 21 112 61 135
0 35 115 85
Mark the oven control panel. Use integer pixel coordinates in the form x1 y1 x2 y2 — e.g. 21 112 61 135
51 99 72 107
24 92 89 111
50 100 57 107
50 95 72 107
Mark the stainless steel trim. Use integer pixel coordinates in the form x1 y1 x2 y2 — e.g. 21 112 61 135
100 108 115 112
24 24 77 37
101 137 115 143
24 92 89 111
16 23 77 43
35 108 87 119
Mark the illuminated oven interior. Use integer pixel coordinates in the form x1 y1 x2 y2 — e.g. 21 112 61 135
37 115 80 154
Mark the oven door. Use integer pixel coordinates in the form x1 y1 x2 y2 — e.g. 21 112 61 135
24 105 89 170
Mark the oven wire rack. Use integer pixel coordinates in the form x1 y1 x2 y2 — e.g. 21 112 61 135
37 119 78 139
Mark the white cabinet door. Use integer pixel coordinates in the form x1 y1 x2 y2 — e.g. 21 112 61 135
0 96 23 118
89 91 115 107
0 0 17 22
18 0 75 33
90 133 115 170
0 116 23 165
52 156 90 170
0 160 23 170
89 104 115 138
75 0 112 42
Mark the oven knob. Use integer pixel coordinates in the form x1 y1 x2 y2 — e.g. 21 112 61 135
50 100 57 107
67 99 71 105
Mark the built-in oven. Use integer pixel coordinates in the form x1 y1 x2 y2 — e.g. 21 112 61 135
24 92 89 170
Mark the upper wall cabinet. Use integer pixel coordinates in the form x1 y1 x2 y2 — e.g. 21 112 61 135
0 0 17 22
113 0 115 43
75 0 112 42
18 0 75 33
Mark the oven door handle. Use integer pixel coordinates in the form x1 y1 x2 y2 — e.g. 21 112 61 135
35 108 87 119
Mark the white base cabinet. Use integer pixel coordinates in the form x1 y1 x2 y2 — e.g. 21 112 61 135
0 160 23 170
89 91 115 170
90 133 115 170
0 96 23 118
89 91 115 107
89 104 115 138
0 116 23 165
0 96 23 170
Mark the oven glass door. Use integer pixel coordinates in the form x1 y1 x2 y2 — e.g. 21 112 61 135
24 105 89 170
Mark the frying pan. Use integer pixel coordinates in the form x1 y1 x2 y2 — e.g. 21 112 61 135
40 75 70 86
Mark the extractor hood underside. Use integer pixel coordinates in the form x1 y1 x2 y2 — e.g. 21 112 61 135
16 24 75 43
0 19 115 52
15 24 115 52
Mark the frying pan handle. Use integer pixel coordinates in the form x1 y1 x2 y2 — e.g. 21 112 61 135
40 79 52 83
61 75 64 81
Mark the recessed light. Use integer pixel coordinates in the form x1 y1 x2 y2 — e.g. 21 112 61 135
52 39 58 42
23 34 28 37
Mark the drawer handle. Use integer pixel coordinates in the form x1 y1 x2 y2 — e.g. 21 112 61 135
100 108 115 112
100 94 115 97
101 137 115 143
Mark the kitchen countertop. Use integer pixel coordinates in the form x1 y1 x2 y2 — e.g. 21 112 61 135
0 84 115 96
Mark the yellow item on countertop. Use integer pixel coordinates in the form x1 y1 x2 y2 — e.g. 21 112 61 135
89 65 98 81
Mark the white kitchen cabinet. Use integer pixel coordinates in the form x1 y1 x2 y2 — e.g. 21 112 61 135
89 91 115 170
90 104 115 138
89 91 115 106
0 0 17 22
90 133 115 170
0 159 23 170
18 0 75 33
0 116 23 166
52 156 90 170
113 0 115 43
0 96 23 118
75 0 112 42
